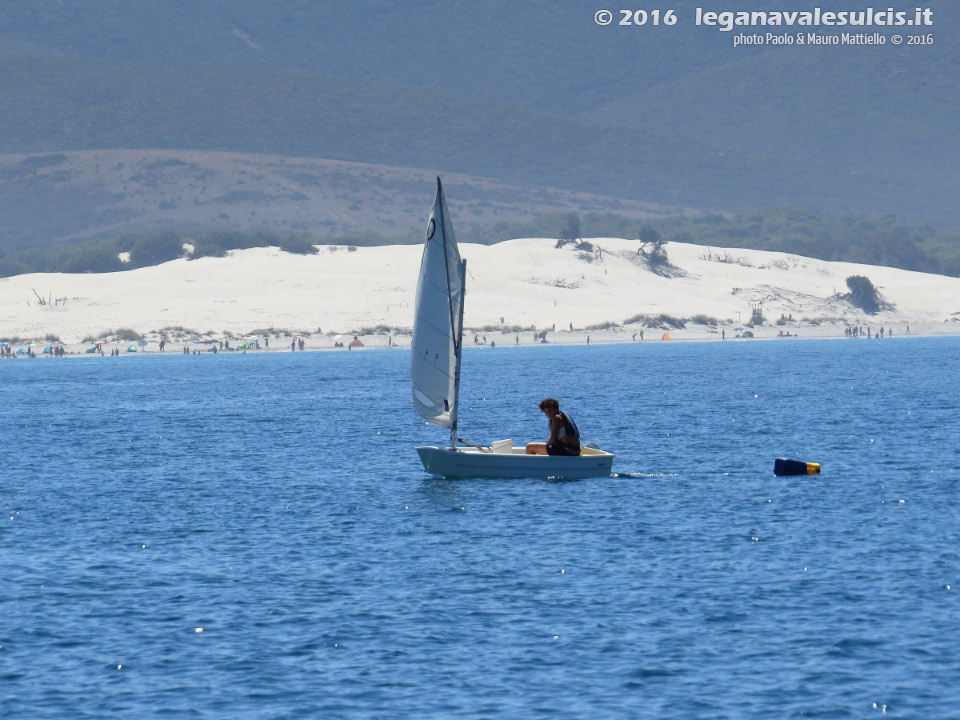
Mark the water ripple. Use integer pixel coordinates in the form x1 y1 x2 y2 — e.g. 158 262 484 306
2 340 960 717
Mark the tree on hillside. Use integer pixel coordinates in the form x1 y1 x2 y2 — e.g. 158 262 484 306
190 241 228 260
639 224 664 250
638 225 668 267
844 275 882 314
556 213 581 248
128 232 185 268
639 225 662 246
279 235 319 255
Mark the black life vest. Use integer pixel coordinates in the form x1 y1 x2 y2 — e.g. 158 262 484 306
556 411 580 442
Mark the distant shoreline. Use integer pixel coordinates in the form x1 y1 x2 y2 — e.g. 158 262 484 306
3 319 956 361
3 240 959 349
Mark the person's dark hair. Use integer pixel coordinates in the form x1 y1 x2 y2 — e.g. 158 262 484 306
539 398 559 411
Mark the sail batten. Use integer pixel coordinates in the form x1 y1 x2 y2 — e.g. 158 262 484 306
411 178 465 434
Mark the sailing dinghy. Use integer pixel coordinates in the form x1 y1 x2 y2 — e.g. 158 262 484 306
411 178 615 479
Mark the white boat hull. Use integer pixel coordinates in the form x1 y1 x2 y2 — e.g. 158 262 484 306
416 445 614 479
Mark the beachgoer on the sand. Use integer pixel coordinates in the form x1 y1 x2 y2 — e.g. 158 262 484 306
525 398 581 457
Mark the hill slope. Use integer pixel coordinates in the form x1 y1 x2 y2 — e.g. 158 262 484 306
0 0 957 245
0 149 671 248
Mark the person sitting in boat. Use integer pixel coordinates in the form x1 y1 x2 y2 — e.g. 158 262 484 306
526 398 581 456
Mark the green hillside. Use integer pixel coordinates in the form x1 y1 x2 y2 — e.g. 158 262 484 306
0 53 943 221
0 0 957 250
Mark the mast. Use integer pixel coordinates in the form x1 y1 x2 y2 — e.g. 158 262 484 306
449 258 466 449
436 176 466 449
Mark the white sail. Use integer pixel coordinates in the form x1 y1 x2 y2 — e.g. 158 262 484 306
411 178 466 437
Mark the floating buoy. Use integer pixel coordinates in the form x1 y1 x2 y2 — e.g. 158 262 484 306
774 458 820 476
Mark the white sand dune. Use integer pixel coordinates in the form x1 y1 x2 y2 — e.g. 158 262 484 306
2 239 959 350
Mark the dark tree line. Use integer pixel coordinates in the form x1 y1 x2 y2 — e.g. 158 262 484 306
0 228 320 277
2 207 959 279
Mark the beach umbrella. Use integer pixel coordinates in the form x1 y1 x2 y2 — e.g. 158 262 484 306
85 346 97 353
16 347 26 355
138 339 148 347
0 341 7 347
94 340 106 346
127 345 138 352
43 346 53 354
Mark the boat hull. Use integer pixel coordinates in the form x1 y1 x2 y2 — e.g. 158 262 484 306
416 446 614 479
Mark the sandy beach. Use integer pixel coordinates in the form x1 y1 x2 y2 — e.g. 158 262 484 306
2 238 959 355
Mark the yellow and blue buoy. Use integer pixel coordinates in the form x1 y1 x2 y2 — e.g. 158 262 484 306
774 458 821 476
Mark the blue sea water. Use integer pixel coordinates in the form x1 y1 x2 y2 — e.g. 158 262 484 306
1 337 959 719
